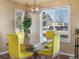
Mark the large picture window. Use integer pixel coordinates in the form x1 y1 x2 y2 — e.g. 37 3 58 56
40 5 71 43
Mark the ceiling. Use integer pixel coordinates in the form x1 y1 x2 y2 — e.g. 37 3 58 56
11 0 53 5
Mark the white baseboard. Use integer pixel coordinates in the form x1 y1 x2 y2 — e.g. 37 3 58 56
0 51 8 55
59 52 74 57
0 51 74 58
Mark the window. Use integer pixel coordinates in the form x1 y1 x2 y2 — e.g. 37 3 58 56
15 9 25 32
40 5 71 43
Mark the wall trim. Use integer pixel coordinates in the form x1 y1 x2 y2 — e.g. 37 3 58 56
0 51 8 55
0 51 74 57
59 52 74 57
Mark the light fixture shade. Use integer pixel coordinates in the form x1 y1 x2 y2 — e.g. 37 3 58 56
25 0 41 13
31 8 34 12
30 7 40 13
36 7 39 11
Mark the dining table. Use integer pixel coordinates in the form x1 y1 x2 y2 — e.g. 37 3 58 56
24 42 48 59
25 44 39 59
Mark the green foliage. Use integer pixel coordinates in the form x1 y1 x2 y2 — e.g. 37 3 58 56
23 12 32 32
75 29 79 35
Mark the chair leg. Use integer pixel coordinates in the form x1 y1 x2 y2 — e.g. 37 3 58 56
15 58 22 59
38 55 41 59
30 56 33 59
57 54 60 59
27 56 33 59
48 55 52 59
10 56 16 59
45 56 48 59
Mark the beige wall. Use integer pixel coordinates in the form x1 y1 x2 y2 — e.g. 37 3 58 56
0 0 79 55
0 0 40 53
39 0 79 54
0 0 26 52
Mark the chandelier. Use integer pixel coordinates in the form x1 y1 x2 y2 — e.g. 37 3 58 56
31 0 40 13
25 0 40 13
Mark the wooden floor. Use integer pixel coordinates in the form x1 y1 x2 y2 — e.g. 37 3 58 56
0 54 71 59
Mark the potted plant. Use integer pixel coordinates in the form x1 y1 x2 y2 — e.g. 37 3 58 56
75 28 79 35
23 12 32 44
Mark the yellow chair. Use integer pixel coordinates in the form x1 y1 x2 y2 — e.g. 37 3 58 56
16 32 24 44
16 32 26 51
7 34 33 59
38 31 60 59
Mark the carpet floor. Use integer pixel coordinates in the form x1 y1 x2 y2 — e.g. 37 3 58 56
0 54 72 59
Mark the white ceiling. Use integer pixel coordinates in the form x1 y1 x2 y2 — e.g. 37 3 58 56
12 0 53 5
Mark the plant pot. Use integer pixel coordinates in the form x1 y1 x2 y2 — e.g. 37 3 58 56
24 32 30 45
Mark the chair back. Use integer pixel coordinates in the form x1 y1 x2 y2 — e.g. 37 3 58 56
45 31 55 49
7 34 20 58
46 31 55 39
16 32 24 44
45 31 60 55
53 33 60 55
